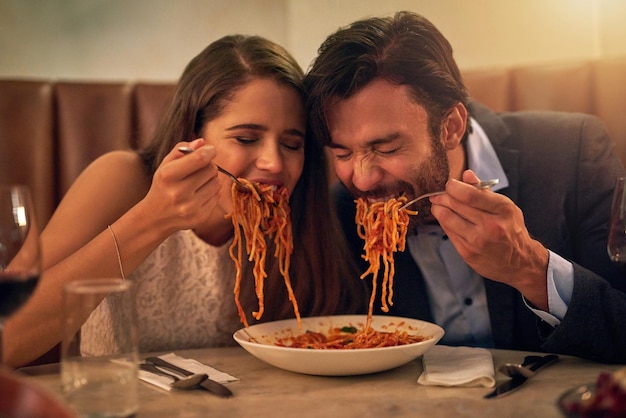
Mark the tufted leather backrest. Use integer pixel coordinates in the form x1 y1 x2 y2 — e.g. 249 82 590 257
55 82 135 195
0 80 176 228
132 83 177 149
0 80 56 227
463 57 626 165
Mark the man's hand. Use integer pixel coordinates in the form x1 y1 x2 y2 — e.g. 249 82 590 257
430 169 550 310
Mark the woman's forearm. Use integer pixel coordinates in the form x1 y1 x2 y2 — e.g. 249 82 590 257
3 204 172 368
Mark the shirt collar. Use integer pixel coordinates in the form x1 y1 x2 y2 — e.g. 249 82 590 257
466 117 509 192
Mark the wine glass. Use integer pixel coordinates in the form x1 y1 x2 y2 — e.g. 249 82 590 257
607 177 626 264
0 185 41 366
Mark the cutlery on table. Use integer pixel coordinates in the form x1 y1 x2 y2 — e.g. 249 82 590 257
484 354 559 399
145 356 234 398
139 363 208 390
400 178 500 211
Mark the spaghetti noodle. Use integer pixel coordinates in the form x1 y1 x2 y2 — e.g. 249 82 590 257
276 323 427 349
355 197 416 328
227 179 300 328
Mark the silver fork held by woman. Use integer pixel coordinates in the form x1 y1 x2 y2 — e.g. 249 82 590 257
178 146 254 194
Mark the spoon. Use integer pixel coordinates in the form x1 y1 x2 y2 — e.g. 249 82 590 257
400 178 500 210
139 363 208 390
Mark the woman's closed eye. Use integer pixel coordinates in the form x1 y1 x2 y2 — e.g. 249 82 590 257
235 136 257 145
281 138 304 151
234 136 303 152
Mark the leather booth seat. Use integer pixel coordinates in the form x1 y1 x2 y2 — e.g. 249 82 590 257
463 56 626 166
0 80 175 228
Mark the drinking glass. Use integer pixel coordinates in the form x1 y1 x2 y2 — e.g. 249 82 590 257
0 185 41 366
608 177 626 264
61 279 139 417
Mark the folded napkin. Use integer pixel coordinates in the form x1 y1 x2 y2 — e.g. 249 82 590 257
417 345 495 388
139 352 239 391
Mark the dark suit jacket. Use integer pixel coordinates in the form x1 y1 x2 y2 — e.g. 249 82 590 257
333 102 626 364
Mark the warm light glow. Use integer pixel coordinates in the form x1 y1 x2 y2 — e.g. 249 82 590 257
13 206 27 227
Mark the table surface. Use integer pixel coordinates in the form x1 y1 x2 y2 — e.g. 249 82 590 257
17 347 623 418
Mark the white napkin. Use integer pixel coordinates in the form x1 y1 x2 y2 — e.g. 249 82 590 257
139 352 239 391
417 345 496 387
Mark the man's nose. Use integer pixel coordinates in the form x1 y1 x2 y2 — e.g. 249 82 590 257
351 157 383 192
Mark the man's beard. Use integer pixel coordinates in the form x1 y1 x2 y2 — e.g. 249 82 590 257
407 136 449 228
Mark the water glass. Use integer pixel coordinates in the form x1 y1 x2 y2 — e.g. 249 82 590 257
61 279 138 418
608 177 626 264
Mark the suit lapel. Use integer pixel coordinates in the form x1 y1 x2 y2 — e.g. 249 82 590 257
467 102 524 348
469 101 520 202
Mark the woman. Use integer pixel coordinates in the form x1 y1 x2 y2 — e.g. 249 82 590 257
4 35 362 367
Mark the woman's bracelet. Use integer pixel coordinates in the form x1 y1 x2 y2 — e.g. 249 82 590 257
107 225 126 280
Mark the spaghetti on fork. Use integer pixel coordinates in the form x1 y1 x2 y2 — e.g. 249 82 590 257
227 178 300 328
355 196 416 329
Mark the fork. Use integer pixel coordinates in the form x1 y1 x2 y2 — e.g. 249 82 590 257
400 178 499 210
178 146 255 194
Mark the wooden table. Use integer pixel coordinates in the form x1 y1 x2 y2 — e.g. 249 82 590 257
17 347 623 417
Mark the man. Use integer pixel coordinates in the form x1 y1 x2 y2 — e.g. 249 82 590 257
304 11 626 363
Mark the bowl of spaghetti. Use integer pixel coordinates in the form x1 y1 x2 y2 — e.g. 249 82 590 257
233 315 444 376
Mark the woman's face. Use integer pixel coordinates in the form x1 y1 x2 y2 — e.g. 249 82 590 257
201 77 306 198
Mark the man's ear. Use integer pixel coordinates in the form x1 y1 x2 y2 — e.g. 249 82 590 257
441 103 467 150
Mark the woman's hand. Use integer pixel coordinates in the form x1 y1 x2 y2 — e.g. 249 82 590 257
430 169 550 310
141 138 228 235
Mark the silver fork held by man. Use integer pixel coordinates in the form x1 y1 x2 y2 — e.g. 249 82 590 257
400 178 499 210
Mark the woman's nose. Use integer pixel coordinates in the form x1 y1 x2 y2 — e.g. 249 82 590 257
255 142 284 173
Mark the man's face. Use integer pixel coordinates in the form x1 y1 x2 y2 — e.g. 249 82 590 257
326 79 452 217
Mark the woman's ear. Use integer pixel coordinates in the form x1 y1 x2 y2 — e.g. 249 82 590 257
441 103 468 150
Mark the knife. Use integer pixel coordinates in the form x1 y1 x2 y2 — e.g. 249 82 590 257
484 354 559 399
145 356 233 398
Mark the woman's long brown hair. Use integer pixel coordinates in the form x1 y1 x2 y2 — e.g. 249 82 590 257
139 35 365 323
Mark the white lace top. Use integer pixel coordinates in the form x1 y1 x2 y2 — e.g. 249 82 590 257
80 230 242 355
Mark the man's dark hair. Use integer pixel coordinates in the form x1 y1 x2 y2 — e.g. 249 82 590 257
305 11 471 146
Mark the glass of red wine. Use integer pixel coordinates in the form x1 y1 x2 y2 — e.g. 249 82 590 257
0 185 41 366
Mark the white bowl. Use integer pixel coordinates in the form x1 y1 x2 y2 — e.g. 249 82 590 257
233 315 444 376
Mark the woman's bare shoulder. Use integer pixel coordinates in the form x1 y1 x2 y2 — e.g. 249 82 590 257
40 150 153 266
89 150 150 176
46 150 151 231
73 150 151 198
